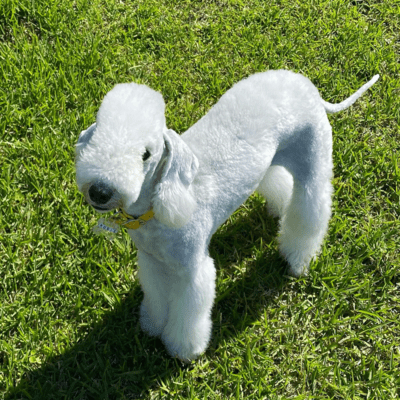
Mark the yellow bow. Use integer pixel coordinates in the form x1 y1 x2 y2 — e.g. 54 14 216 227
111 208 155 230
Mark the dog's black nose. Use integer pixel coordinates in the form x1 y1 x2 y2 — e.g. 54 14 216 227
88 182 114 205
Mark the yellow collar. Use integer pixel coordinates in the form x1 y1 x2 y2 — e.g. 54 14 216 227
110 208 155 230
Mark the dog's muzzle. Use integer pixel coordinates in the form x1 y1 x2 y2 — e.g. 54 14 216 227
88 181 114 208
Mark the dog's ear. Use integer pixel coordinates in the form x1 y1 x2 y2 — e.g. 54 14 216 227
75 123 96 159
152 129 199 228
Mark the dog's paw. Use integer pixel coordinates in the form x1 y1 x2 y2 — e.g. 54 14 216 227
139 300 166 337
161 316 212 362
287 264 309 278
278 233 321 277
281 248 312 278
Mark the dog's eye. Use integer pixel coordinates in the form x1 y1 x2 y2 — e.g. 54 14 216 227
142 149 151 161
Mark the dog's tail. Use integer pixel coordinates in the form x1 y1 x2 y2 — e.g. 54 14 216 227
322 74 379 114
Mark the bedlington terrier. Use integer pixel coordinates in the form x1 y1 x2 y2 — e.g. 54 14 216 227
75 70 378 361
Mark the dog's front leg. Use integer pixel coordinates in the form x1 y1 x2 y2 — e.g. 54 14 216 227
137 251 170 337
161 255 216 362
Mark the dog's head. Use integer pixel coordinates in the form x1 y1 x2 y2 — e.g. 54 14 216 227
75 83 198 228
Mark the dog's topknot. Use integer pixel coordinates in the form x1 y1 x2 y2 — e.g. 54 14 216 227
96 83 166 146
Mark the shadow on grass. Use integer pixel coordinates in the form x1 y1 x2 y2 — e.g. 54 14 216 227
5 200 291 399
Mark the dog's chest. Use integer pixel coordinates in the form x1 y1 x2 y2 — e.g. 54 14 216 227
127 224 186 269
127 221 203 273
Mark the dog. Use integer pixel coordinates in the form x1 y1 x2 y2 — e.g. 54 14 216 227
75 70 378 361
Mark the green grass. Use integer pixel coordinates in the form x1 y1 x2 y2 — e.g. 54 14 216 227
1 0 399 398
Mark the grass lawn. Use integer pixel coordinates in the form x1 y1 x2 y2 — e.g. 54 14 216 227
1 0 399 398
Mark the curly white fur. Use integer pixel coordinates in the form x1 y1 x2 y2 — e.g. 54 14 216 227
75 70 378 361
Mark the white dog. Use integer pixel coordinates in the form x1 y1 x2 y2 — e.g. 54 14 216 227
75 70 378 361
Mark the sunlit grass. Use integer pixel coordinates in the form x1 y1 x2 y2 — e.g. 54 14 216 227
1 0 399 398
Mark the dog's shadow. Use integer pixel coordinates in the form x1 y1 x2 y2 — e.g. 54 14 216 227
5 196 292 399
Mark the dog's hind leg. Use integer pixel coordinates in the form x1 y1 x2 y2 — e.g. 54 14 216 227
272 123 333 277
257 165 294 219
